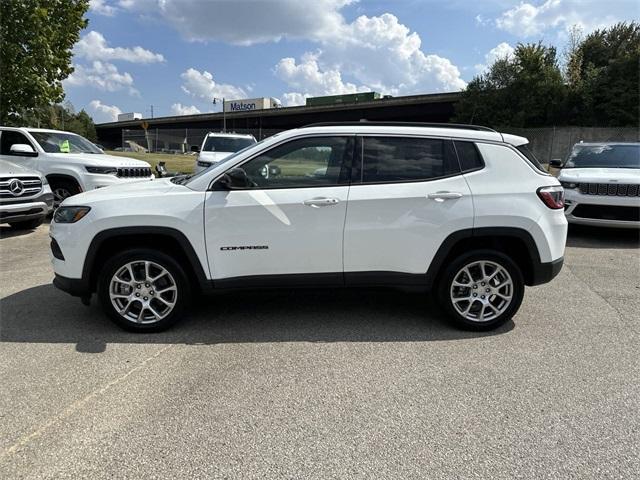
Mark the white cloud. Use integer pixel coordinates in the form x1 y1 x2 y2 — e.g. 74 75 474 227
281 93 310 107
119 0 353 45
120 2 466 98
474 42 515 73
171 103 201 115
64 61 138 95
89 100 122 122
275 13 466 100
275 53 369 105
74 31 164 63
89 0 117 16
495 0 633 37
180 68 247 101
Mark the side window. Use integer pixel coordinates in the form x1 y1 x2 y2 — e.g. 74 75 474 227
238 136 353 189
358 136 459 183
454 141 484 172
0 130 34 155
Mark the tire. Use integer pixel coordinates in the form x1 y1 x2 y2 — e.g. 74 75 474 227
437 250 525 331
50 178 80 208
97 248 190 332
9 216 45 230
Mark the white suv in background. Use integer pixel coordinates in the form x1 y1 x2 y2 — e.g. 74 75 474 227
193 132 256 173
50 122 567 333
0 127 153 206
550 142 640 228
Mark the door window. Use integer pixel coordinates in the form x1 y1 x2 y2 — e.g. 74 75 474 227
357 136 459 183
0 130 35 155
233 136 354 189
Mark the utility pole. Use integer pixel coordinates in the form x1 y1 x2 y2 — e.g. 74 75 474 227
150 105 154 119
213 97 225 132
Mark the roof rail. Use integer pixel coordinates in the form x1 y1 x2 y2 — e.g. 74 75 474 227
304 120 497 133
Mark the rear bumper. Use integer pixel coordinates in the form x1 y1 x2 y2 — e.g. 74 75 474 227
530 256 564 286
53 274 90 297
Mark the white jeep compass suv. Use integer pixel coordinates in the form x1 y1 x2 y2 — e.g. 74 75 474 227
50 123 567 332
0 127 153 206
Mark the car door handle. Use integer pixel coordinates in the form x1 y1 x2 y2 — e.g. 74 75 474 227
303 197 340 208
427 191 463 202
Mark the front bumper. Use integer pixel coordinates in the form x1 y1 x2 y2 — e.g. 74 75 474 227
53 273 90 297
564 189 640 228
0 195 53 224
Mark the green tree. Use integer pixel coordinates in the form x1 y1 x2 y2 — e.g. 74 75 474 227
0 0 89 125
567 22 639 126
455 43 565 127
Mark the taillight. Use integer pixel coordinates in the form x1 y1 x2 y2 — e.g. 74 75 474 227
537 185 565 209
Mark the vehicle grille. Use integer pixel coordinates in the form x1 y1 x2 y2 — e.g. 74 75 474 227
578 183 640 197
572 204 640 222
117 167 152 178
0 176 43 199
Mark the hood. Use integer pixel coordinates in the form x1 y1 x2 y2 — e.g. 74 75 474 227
49 152 150 168
559 167 640 184
62 177 177 205
0 159 43 177
198 151 233 163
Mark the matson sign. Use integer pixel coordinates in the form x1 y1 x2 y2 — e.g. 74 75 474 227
224 97 281 113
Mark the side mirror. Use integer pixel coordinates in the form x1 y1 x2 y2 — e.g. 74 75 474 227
10 144 37 157
549 159 562 168
190 145 200 152
214 168 252 190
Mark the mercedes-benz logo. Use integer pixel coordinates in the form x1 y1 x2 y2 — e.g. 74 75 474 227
8 179 24 196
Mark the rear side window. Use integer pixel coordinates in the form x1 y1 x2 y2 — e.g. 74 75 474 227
358 136 459 183
516 144 546 172
454 141 484 172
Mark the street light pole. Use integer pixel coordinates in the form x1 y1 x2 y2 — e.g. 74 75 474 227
213 97 225 132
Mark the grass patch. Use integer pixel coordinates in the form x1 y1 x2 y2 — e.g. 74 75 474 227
106 151 195 174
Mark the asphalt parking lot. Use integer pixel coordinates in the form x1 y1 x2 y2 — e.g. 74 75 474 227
0 222 638 479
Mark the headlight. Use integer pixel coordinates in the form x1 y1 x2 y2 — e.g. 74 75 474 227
54 206 91 223
560 181 578 189
86 166 117 175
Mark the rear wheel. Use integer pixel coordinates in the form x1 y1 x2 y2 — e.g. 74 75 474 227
50 179 80 208
9 216 45 230
98 249 190 332
437 250 524 331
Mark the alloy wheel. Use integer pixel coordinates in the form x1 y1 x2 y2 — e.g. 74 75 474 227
450 260 513 323
109 260 178 324
53 187 72 207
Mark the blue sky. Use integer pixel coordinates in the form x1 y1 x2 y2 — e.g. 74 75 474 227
67 0 639 123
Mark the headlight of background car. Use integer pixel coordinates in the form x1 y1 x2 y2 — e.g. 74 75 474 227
560 181 578 189
54 206 91 223
85 166 118 175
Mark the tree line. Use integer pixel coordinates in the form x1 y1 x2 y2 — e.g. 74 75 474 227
454 22 639 128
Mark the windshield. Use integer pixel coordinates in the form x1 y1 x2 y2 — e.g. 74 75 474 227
564 144 640 169
29 131 102 154
202 136 255 153
173 139 268 185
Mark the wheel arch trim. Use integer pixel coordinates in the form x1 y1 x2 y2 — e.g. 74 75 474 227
81 226 211 294
425 227 544 288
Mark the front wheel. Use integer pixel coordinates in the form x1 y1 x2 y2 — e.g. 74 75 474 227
437 250 525 331
98 249 190 332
